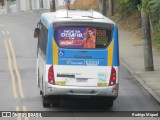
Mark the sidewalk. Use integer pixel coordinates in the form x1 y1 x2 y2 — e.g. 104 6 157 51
119 29 160 103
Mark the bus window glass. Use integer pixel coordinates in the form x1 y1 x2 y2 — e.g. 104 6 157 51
57 27 112 49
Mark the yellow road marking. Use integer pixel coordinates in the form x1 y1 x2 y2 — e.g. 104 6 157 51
4 40 18 98
8 39 24 98
16 106 22 120
23 106 29 120
1 31 5 35
6 31 10 35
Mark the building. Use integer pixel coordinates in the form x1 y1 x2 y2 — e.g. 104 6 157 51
0 0 50 14
20 0 50 11
0 0 75 14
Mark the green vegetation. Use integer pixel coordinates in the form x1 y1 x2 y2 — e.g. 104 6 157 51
73 0 160 49
115 0 139 18
115 0 160 48
150 0 160 47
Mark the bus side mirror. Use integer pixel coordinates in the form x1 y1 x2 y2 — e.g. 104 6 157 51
34 28 40 38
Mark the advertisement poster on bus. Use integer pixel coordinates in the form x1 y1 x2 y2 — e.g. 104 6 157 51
58 27 97 48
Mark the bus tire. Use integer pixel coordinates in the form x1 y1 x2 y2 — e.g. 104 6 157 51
43 96 50 107
107 99 113 107
38 69 43 95
102 97 113 108
52 102 60 107
43 102 50 107
52 96 60 107
37 69 40 88
40 91 43 95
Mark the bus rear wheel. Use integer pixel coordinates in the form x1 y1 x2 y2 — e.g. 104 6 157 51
51 96 60 107
42 96 60 107
43 96 50 107
107 99 113 107
102 97 114 108
43 102 50 107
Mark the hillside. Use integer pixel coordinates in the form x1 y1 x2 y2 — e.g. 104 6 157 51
72 0 141 35
72 0 160 49
72 0 99 11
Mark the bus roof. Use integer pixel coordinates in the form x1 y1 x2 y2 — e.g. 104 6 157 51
41 9 115 29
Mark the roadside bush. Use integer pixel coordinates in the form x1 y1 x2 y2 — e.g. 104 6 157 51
115 0 141 18
149 0 160 24
149 0 160 48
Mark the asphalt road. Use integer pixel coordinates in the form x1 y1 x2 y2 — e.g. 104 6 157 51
0 10 160 119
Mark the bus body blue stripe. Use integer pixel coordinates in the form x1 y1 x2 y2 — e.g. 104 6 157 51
58 48 108 66
113 25 119 66
46 23 53 64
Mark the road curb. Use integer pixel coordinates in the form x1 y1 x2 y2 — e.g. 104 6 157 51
120 57 160 104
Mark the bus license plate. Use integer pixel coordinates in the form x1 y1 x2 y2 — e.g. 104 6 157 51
76 78 88 83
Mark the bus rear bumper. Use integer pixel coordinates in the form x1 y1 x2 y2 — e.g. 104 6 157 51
44 83 119 99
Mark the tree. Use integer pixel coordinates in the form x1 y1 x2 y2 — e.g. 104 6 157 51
141 0 154 71
99 0 106 16
108 0 114 16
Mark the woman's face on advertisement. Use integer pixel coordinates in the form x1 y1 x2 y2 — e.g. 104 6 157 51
88 30 94 37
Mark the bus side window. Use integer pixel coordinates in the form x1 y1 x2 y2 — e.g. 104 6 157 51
39 24 48 57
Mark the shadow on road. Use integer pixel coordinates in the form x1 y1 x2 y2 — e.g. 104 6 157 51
47 97 113 111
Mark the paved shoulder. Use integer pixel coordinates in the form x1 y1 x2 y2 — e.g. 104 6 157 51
119 29 160 103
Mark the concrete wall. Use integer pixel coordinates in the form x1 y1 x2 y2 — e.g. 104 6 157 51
0 0 50 14
0 7 6 14
43 0 50 9
20 0 50 11
32 0 40 10
20 0 27 11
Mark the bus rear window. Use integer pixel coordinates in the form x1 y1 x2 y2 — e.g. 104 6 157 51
57 27 112 49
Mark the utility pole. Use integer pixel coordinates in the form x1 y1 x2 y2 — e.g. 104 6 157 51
141 9 154 71
99 0 106 16
50 0 56 12
108 0 114 16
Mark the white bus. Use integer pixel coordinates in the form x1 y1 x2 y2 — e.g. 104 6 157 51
34 9 119 107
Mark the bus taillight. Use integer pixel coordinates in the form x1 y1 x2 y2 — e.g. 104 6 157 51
53 23 57 27
48 65 55 85
109 67 116 86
